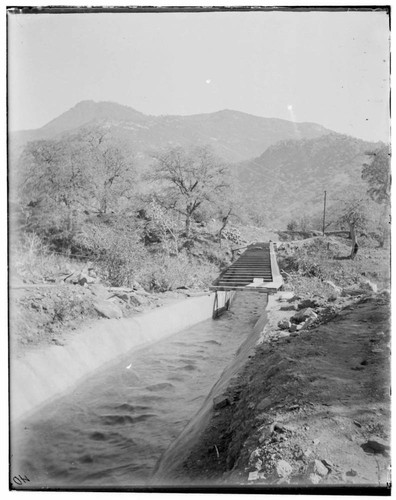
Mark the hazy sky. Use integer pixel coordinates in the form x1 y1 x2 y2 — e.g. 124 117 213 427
8 8 390 142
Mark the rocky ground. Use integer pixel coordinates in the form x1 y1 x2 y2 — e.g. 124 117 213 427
161 289 391 492
9 265 206 357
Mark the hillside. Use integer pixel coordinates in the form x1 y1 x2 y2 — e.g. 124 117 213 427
234 133 381 228
9 100 332 165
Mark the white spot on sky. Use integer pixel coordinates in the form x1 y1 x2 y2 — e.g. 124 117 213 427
287 104 293 111
206 79 211 84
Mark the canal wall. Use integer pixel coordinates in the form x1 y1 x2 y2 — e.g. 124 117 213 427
10 294 215 423
153 294 275 483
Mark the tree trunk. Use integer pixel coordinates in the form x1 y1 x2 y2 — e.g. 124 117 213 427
349 223 359 260
185 216 191 237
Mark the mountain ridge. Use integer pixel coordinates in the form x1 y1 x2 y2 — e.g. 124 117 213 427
10 100 333 164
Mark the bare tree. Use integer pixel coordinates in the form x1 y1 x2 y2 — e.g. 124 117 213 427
337 197 369 259
148 146 229 237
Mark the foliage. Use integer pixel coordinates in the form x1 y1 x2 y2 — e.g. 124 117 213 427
287 220 298 231
145 197 181 255
362 145 391 204
10 232 73 283
75 218 146 287
148 145 230 236
138 252 217 292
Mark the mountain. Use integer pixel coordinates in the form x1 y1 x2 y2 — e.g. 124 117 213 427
233 133 381 228
9 100 332 165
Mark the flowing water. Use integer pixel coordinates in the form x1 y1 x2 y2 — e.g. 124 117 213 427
11 293 267 489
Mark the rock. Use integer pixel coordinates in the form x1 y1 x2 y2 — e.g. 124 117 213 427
308 459 328 477
248 471 259 481
132 280 144 291
360 279 378 293
93 301 123 319
361 439 390 456
308 473 321 484
321 459 334 472
342 285 366 297
297 298 320 309
280 304 298 311
109 292 130 302
277 291 295 302
278 319 291 330
257 397 273 411
213 395 231 410
278 331 290 339
346 469 357 477
289 324 298 332
291 308 318 324
249 448 261 463
276 459 293 478
89 284 110 299
325 280 342 295
129 293 146 306
77 272 95 286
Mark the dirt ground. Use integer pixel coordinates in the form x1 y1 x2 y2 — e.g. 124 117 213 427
165 292 391 492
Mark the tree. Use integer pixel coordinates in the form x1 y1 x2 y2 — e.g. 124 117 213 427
336 196 369 259
18 138 90 237
362 145 391 247
81 129 135 214
362 145 391 204
148 146 230 237
145 197 180 255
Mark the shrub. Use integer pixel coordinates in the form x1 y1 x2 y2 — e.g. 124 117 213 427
10 232 73 282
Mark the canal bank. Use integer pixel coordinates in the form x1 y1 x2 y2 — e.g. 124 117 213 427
11 292 269 489
153 292 391 491
11 293 216 422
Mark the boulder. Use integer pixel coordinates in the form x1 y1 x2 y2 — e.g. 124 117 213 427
278 319 291 330
308 473 321 484
213 395 231 410
89 284 110 299
308 459 329 477
341 285 365 297
129 293 146 306
94 301 123 319
360 279 378 294
110 292 130 302
276 459 293 478
297 297 324 309
280 304 298 311
291 308 318 324
324 280 342 296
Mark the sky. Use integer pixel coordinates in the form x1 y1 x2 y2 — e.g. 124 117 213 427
7 7 390 142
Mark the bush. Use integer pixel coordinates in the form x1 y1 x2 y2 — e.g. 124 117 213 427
10 232 73 283
76 220 147 287
137 252 217 292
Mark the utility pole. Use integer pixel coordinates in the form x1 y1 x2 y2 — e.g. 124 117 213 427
322 190 327 236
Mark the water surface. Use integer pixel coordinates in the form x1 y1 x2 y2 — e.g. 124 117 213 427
11 292 267 489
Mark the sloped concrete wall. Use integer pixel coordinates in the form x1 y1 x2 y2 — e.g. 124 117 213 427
153 300 270 484
10 294 214 423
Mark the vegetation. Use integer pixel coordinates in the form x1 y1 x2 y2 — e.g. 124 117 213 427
11 119 390 299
